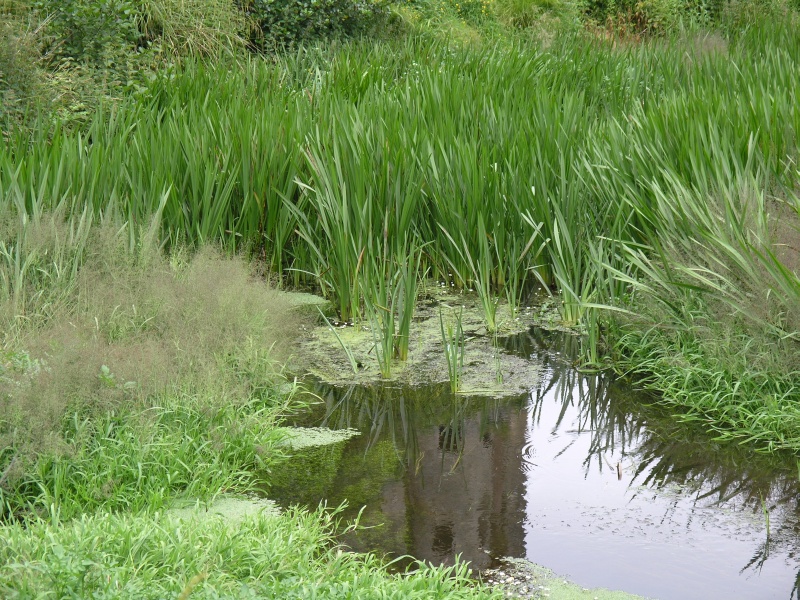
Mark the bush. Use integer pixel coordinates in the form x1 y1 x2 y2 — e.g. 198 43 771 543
246 0 389 49
581 0 723 33
33 0 249 66
0 16 44 130
33 0 139 64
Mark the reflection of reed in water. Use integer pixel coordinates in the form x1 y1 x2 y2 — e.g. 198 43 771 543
315 381 512 471
311 379 528 569
512 326 800 590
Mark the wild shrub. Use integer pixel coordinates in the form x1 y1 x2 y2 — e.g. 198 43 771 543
0 16 44 129
32 0 248 65
582 0 721 33
246 0 390 49
32 0 140 64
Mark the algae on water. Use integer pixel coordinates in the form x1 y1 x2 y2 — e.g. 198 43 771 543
278 426 360 449
167 496 280 524
296 285 543 396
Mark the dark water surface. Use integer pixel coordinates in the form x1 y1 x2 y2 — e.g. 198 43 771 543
277 328 800 600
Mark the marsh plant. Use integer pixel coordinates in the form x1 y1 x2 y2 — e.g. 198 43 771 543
317 306 359 374
2 13 800 452
439 305 465 394
362 243 422 378
493 331 504 385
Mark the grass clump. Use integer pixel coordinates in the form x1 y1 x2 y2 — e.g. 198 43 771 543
609 185 800 451
0 388 298 521
0 504 499 599
0 210 314 520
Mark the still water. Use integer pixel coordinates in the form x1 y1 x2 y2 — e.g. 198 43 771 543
276 328 800 600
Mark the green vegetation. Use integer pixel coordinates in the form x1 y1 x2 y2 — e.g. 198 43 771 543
440 306 466 393
2 0 800 596
3 2 799 447
0 223 500 597
0 504 495 598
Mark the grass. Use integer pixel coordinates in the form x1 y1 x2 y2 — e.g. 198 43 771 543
1 4 800 595
3 3 799 598
0 503 499 599
2 17 799 450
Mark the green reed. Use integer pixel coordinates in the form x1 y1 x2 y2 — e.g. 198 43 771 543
2 16 800 450
439 306 465 394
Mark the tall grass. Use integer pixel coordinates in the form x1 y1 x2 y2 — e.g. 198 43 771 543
2 16 800 448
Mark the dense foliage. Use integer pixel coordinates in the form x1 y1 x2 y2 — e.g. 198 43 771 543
246 0 390 49
1 1 800 597
3 14 800 452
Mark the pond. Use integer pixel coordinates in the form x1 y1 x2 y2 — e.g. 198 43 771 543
273 327 800 600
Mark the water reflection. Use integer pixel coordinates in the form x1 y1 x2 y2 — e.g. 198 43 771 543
289 327 800 599
310 381 528 569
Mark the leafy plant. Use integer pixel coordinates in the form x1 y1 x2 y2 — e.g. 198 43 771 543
246 0 389 49
34 0 139 64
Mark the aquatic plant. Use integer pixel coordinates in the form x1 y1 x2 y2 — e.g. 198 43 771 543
2 14 800 451
318 306 359 374
439 306 465 394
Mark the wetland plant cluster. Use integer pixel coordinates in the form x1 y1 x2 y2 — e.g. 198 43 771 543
1 0 800 598
3 12 800 448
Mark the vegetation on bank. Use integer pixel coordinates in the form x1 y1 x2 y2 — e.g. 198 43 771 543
0 224 499 598
4 4 800 450
1 0 799 597
1 503 496 598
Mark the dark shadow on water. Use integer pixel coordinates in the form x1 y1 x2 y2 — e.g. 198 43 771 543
273 327 800 599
